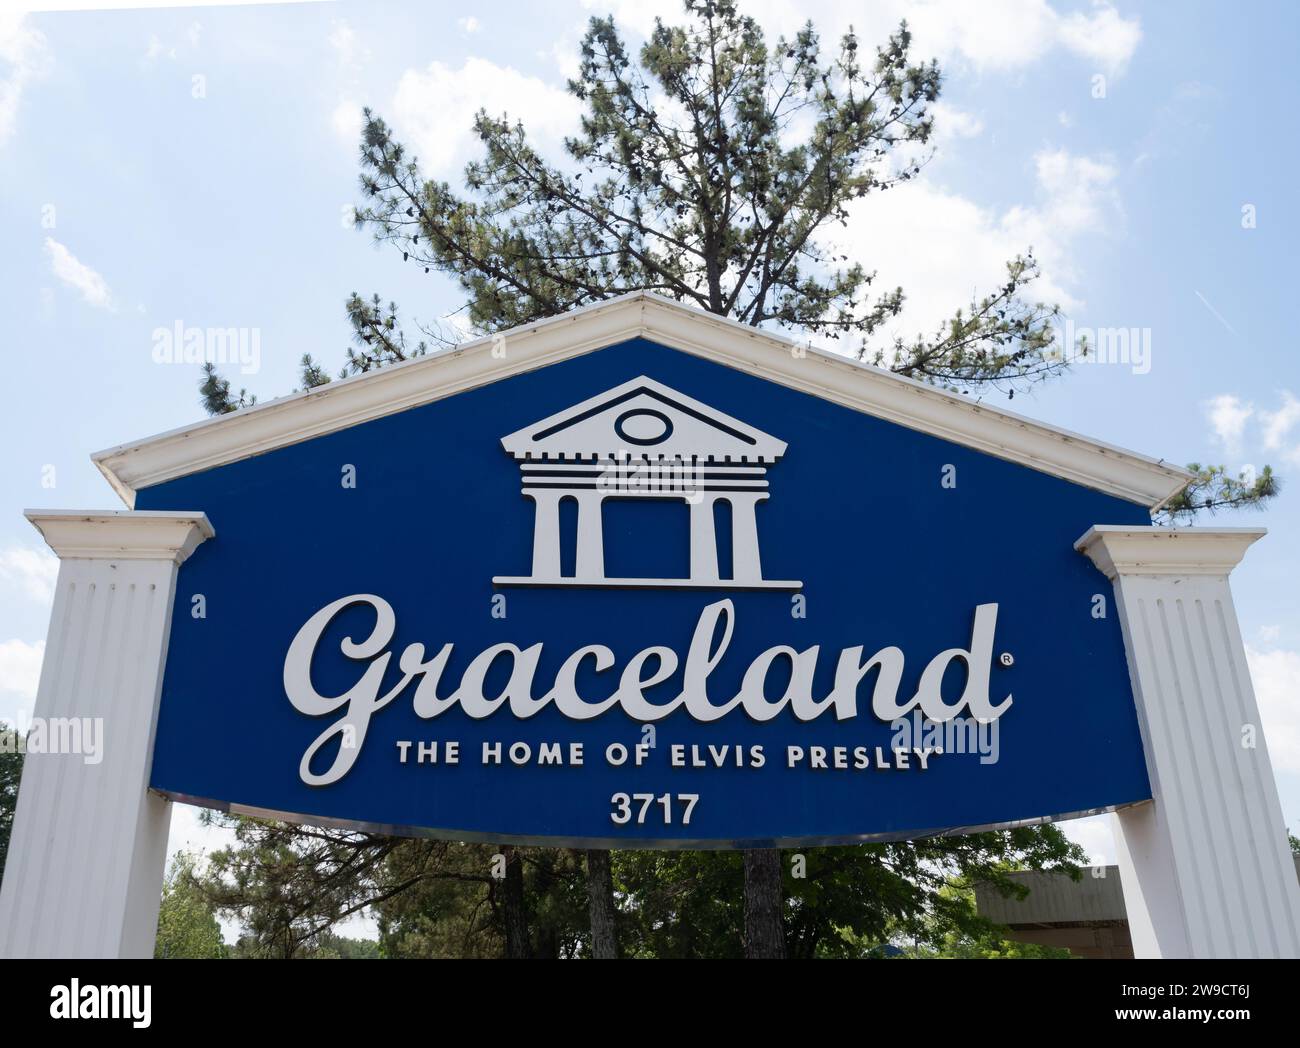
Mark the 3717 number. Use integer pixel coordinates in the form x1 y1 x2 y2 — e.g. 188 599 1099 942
610 793 699 826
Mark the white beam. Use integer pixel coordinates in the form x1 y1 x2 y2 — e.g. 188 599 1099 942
0 510 213 958
1077 525 1300 958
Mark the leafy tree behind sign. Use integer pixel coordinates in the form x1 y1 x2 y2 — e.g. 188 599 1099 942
0 724 22 892
154 852 228 959
193 0 1278 958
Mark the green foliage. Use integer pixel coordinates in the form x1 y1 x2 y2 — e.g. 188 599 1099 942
198 361 255 415
352 0 1065 398
192 812 407 958
0 723 23 890
154 852 228 959
612 823 1085 958
202 822 1086 959
194 813 590 959
227 929 378 959
1159 463 1279 522
298 353 333 390
378 846 588 958
889 883 1074 958
308 932 381 958
340 292 437 376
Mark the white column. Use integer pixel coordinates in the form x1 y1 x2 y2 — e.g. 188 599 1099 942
1076 525 1300 958
730 493 766 584
0 510 214 959
574 491 605 582
527 490 562 582
689 494 720 583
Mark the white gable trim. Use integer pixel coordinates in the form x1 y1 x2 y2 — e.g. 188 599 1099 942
93 291 1191 509
500 374 788 462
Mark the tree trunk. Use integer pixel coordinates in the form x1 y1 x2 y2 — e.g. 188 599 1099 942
502 846 531 959
743 848 786 959
585 849 619 959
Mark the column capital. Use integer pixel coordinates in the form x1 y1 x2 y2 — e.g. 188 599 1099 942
24 509 214 564
1074 525 1265 579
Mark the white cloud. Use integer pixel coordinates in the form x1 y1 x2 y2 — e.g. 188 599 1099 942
0 12 50 148
458 16 481 34
328 20 370 146
329 18 367 71
0 639 44 723
1055 1 1142 73
1205 394 1253 455
930 102 984 141
1062 813 1116 866
832 148 1118 343
391 57 583 179
44 237 114 309
1006 148 1120 247
1260 391 1300 453
1249 647 1300 775
332 99 363 144
0 546 57 605
144 34 175 62
578 0 1141 75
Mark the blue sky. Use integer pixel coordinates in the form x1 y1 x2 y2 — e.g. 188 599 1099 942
1 0 1297 911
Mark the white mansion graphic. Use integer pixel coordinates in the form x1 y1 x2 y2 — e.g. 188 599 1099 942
493 376 801 589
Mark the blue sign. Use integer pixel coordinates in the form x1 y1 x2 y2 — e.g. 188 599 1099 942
139 335 1153 846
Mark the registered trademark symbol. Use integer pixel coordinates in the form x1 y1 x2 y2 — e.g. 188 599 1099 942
999 652 1014 668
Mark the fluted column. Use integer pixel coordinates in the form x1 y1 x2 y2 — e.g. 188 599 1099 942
0 510 213 958
1077 525 1300 958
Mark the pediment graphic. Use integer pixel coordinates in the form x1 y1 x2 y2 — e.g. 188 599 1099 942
495 377 799 590
500 376 786 464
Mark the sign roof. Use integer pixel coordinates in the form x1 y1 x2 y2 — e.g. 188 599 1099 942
93 291 1191 508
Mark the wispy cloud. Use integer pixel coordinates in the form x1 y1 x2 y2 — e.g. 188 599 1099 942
0 545 58 606
1248 646 1300 775
1201 390 1300 465
0 12 51 149
328 18 369 146
0 638 44 723
1195 290 1238 337
834 147 1120 343
579 1 1142 76
1261 391 1300 451
44 237 114 310
1260 390 1300 466
391 57 583 179
1205 393 1253 455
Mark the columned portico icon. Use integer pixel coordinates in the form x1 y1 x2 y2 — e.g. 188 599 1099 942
493 376 800 589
